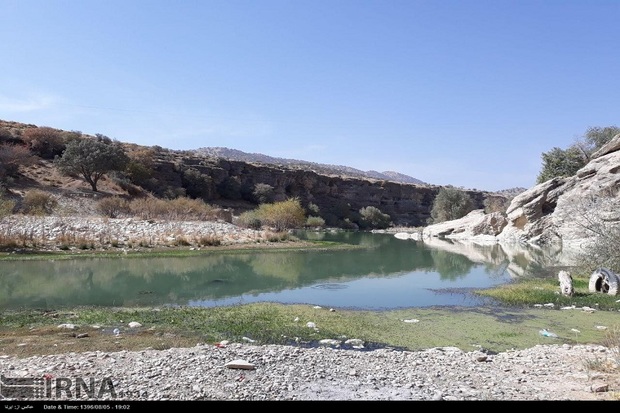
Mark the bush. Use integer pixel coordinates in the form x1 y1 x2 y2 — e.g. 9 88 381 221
483 195 511 214
128 197 169 220
22 190 58 215
0 144 35 180
256 198 306 231
166 197 219 221
21 127 65 159
97 196 130 218
0 191 16 217
573 190 620 272
305 216 325 228
236 210 263 230
359 206 391 229
429 187 474 224
253 183 275 204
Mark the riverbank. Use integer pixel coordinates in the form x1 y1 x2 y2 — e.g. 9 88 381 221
1 216 620 400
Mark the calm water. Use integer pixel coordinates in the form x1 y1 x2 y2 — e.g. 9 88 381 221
0 231 546 311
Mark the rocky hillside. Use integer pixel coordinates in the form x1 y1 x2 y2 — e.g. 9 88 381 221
0 119 506 227
419 133 620 265
195 147 427 185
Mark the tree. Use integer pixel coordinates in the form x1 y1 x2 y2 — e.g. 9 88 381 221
253 183 275 204
430 187 474 223
536 146 585 184
574 126 620 161
536 126 620 184
54 137 129 192
359 206 392 229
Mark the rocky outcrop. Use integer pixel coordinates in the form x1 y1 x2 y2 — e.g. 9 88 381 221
153 156 489 227
497 133 620 249
422 210 508 242
420 134 620 264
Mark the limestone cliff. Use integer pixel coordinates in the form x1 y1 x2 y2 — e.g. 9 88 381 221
422 134 620 258
152 154 489 227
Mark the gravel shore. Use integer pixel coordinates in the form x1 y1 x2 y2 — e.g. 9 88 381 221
1 342 618 401
1 215 618 401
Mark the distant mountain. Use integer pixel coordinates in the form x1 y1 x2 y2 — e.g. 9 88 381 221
194 147 428 185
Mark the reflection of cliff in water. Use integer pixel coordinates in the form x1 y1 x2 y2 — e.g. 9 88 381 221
0 231 530 310
421 237 567 278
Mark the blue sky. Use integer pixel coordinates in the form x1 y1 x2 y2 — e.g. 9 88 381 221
1 0 618 192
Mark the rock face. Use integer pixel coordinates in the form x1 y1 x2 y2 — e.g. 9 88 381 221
422 210 508 242
155 156 489 227
497 133 620 250
422 134 620 262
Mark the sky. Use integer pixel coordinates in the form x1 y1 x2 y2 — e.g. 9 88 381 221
1 0 618 192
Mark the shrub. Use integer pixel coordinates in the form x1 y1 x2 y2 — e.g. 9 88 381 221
22 190 58 215
166 197 219 221
305 216 325 228
429 187 474 224
359 206 391 229
0 144 35 180
128 197 169 220
573 189 620 272
236 210 263 230
21 127 65 159
0 191 16 217
97 196 130 218
253 183 275 204
256 198 306 231
483 195 511 214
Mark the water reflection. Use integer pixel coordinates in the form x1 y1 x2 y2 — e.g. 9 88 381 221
0 231 559 310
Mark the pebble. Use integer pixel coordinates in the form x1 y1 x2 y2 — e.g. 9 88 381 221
0 216 268 251
0 343 615 401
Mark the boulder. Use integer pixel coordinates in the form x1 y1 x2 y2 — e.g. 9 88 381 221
495 134 620 259
423 210 507 241
558 270 574 296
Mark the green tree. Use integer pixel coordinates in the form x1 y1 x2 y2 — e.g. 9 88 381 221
536 146 585 184
54 137 129 192
536 126 620 184
430 187 474 223
253 183 275 204
359 206 392 229
574 126 620 161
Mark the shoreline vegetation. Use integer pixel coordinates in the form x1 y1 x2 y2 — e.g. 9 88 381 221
1 227 619 362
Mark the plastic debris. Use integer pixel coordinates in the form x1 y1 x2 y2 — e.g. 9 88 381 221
403 319 420 323
539 329 558 338
596 325 608 330
306 322 316 328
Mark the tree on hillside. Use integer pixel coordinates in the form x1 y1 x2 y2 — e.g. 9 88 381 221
54 136 129 192
536 125 620 184
573 126 620 162
429 187 474 224
536 146 585 184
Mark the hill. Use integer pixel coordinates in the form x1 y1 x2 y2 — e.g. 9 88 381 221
194 147 427 185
